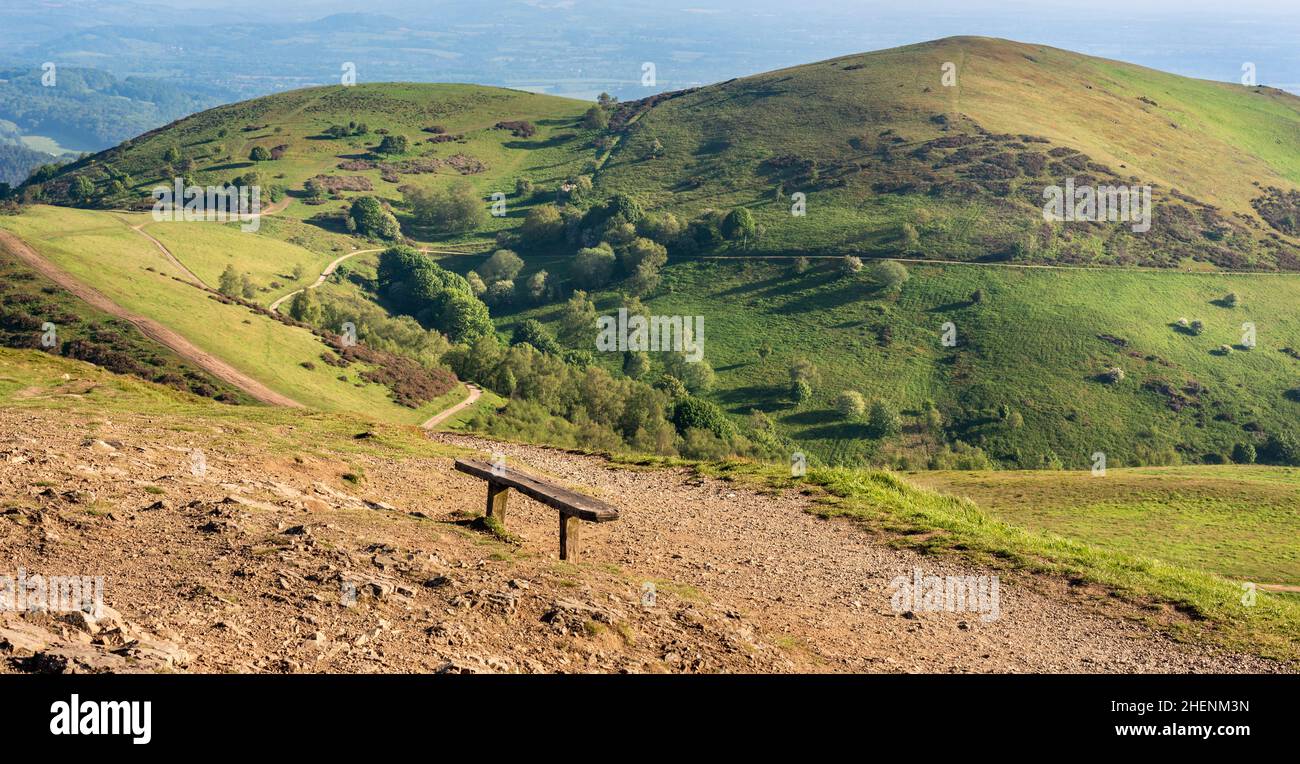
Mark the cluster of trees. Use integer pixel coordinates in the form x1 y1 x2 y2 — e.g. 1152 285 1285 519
375 245 493 343
448 334 763 460
347 196 402 240
218 265 260 300
502 193 762 298
466 248 559 308
403 181 486 233
325 122 369 138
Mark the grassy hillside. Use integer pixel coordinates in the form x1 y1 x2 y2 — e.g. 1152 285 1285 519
26 82 594 246
594 36 1300 268
0 205 464 424
0 243 250 403
7 38 1300 463
505 257 1300 469
911 465 1300 588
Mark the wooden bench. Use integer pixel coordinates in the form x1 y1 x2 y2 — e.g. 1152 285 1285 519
453 458 619 561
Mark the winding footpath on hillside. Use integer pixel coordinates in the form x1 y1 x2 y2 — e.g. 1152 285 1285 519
268 248 382 312
268 245 475 313
128 222 208 287
0 230 304 408
0 222 489 425
421 384 482 429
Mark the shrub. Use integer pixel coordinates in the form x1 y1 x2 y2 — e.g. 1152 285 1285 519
249 146 271 162
375 135 409 155
477 249 524 283
1232 442 1257 464
868 399 901 436
841 256 863 276
511 319 561 355
520 205 564 246
671 396 733 439
571 243 617 288
871 260 910 292
720 208 757 242
1264 432 1300 466
791 378 812 404
348 196 401 240
1099 366 1126 384
833 390 866 419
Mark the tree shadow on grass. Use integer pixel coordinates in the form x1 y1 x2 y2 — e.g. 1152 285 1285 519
780 408 839 426
800 422 871 440
717 385 784 414
503 133 576 150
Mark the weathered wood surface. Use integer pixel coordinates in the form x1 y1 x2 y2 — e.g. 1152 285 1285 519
454 458 620 522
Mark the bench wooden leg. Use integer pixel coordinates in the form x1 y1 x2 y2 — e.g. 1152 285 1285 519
558 514 580 561
486 483 509 525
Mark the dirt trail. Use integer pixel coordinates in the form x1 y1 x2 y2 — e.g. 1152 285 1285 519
269 246 475 313
269 248 382 312
126 222 207 287
421 384 482 429
428 432 1285 673
0 230 303 408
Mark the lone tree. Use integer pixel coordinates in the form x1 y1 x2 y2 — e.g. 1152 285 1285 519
249 146 271 162
476 249 524 284
289 288 322 325
218 265 240 297
871 260 910 292
791 378 813 405
375 135 409 155
833 390 866 419
721 208 757 243
868 399 901 436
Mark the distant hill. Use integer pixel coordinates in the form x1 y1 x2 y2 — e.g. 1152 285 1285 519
0 65 230 151
595 36 1300 269
28 37 1300 270
0 141 58 186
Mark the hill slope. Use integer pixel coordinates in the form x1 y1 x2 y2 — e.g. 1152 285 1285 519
595 36 1300 268
0 348 1291 672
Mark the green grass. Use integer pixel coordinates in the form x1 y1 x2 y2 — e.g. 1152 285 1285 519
507 257 1300 469
0 347 457 461
910 465 1300 584
53 82 594 248
0 205 455 425
141 220 337 303
592 36 1300 263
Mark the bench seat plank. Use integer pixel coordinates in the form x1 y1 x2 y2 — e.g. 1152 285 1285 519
454 458 619 522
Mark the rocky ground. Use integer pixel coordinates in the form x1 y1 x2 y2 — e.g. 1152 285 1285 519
0 399 1287 674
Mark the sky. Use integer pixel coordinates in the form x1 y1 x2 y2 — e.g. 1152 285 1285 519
3 0 1299 94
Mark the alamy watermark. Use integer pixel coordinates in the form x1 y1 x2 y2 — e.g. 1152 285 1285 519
889 567 1000 622
1043 178 1151 233
1 568 104 618
151 179 261 232
596 308 704 362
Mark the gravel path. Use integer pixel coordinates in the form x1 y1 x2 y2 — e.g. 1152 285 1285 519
432 432 1286 673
